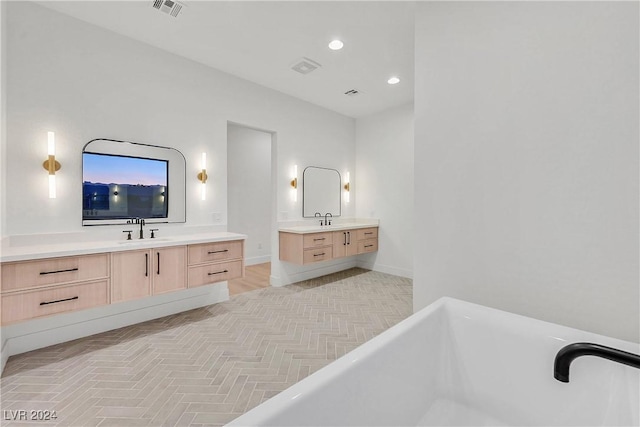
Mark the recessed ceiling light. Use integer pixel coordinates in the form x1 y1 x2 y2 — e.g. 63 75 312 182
387 77 400 85
328 40 344 51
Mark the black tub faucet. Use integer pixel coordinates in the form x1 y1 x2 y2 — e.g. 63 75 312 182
554 342 640 382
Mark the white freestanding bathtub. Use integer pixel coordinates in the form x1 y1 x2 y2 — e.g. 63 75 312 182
228 297 639 426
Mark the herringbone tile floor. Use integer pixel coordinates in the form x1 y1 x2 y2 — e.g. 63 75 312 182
0 268 412 426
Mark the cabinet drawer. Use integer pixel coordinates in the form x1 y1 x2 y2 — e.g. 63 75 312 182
303 232 333 249
303 246 333 264
188 240 243 265
358 239 378 254
356 227 378 241
1 279 109 325
188 260 243 288
1 254 109 292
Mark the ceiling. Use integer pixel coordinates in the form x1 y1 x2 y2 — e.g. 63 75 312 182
37 1 415 118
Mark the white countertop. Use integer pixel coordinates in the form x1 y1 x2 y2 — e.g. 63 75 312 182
278 221 378 234
0 232 247 263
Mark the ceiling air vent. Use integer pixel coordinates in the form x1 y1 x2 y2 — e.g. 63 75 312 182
291 57 322 75
152 0 185 18
344 89 361 97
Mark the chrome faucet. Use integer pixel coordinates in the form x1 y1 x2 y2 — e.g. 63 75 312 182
324 213 332 226
315 212 322 226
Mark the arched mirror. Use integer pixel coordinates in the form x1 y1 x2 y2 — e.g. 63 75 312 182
302 166 341 218
82 138 186 226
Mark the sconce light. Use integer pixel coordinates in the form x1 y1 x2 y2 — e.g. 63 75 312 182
344 171 350 203
197 152 208 201
290 164 298 202
42 131 60 198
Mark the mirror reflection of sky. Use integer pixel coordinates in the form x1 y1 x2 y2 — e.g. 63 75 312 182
83 153 167 186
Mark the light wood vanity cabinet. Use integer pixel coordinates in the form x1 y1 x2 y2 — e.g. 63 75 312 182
279 226 378 265
333 230 358 259
187 240 244 288
356 227 378 255
111 246 189 302
1 280 109 324
1 253 110 325
153 246 188 295
279 231 334 265
111 250 151 303
1 253 109 293
1 237 244 325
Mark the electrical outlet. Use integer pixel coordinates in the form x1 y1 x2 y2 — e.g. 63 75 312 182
212 212 221 222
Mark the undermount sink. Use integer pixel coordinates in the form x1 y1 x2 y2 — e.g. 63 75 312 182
117 238 172 245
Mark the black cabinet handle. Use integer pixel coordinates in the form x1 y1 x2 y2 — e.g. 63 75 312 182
347 231 351 245
343 232 347 246
145 253 148 277
313 253 326 257
313 238 326 241
207 249 229 254
40 296 78 306
157 252 160 275
364 232 374 235
208 269 229 276
40 267 78 276
364 244 374 248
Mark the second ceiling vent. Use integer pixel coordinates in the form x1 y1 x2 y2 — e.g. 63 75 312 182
152 0 185 18
291 57 322 75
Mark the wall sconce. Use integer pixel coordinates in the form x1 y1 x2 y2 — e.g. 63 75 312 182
197 152 207 201
113 186 119 201
290 164 298 202
344 171 350 203
42 131 60 198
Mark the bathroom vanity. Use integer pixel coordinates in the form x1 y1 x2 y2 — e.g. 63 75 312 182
0 233 245 325
279 223 378 265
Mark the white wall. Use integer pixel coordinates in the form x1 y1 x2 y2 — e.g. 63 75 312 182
0 2 357 366
3 1 355 247
227 124 272 265
355 103 413 278
0 1 6 237
414 2 639 342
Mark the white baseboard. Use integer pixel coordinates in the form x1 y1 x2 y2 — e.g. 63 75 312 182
0 283 229 374
356 260 413 279
245 255 271 266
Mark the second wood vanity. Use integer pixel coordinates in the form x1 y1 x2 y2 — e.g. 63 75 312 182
279 223 378 265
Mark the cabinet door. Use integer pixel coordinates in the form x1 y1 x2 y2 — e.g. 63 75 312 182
333 231 358 258
332 231 347 258
345 231 359 257
153 246 187 295
111 250 151 303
